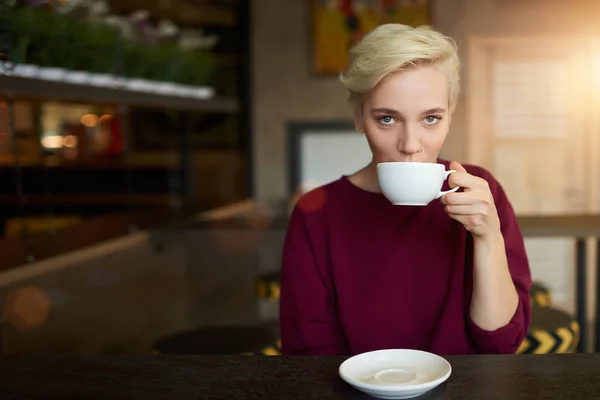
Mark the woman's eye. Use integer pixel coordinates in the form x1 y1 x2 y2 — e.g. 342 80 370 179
378 116 394 125
424 116 441 125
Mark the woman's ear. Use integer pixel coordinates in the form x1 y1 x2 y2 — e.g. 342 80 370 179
353 104 364 132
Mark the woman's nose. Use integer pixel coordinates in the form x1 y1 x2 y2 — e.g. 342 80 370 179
397 129 421 155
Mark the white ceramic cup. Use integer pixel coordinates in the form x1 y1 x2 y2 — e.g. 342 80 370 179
377 162 459 206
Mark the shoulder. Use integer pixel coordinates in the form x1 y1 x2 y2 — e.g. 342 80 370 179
291 178 346 218
285 179 346 244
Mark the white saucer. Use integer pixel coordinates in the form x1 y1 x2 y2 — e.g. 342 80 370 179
339 349 451 399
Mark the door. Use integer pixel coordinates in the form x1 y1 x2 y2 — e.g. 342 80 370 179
466 37 600 313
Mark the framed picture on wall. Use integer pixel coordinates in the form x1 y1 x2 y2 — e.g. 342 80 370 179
311 0 431 75
287 121 373 195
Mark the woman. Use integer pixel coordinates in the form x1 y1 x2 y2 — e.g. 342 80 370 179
279 24 531 356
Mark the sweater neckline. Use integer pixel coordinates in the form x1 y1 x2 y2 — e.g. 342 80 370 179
339 175 390 204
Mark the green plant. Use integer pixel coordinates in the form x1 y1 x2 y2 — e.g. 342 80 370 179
78 22 120 73
7 5 215 85
175 50 214 86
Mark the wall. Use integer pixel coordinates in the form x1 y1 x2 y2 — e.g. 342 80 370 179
252 0 351 203
252 0 600 203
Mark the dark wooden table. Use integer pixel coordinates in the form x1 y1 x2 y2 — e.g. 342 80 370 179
0 354 598 399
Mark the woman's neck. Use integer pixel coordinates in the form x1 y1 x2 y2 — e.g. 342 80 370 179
348 162 381 193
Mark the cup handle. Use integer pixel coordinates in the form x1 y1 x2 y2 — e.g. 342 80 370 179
436 170 459 199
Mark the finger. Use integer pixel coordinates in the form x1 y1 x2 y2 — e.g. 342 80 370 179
449 160 466 173
441 192 479 206
448 172 488 191
444 204 488 215
447 171 474 189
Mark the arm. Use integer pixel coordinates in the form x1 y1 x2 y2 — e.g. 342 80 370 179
444 162 532 353
467 192 532 353
279 206 348 355
471 232 519 329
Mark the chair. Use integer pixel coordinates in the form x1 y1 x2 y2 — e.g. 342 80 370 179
517 282 579 354
530 282 553 308
256 271 281 302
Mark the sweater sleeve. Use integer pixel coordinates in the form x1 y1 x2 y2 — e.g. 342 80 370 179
466 171 532 354
279 205 348 355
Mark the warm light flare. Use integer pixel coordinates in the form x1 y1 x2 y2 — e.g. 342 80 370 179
62 134 78 148
80 113 98 127
99 114 114 123
2 286 51 332
41 135 63 149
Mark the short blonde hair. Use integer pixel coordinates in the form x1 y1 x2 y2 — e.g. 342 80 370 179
339 24 460 112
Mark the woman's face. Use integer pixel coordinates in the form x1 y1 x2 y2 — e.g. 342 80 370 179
355 65 450 164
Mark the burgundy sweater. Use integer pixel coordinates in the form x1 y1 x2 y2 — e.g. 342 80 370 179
280 161 532 356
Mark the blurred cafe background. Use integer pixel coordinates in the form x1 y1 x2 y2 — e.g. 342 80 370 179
0 0 598 356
